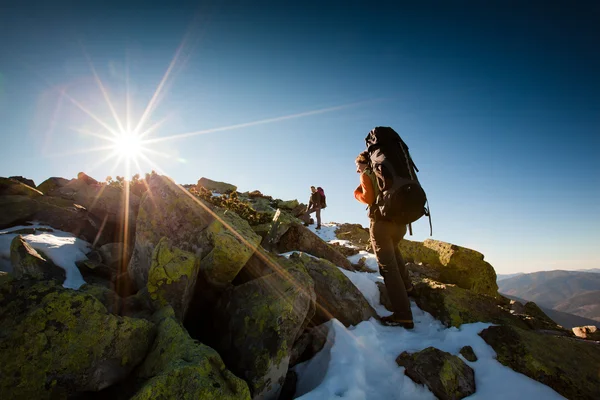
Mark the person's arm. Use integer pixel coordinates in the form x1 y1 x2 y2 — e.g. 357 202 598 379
354 172 375 205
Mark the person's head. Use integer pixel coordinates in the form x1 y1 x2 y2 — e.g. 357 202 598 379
355 151 370 173
310 186 316 193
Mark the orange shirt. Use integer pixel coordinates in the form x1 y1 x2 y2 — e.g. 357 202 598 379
354 171 376 205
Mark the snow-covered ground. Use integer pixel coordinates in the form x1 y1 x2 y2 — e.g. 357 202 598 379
292 222 565 400
0 220 567 399
0 224 89 289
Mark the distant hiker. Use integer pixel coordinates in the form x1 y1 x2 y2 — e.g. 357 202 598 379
354 127 431 329
304 185 323 230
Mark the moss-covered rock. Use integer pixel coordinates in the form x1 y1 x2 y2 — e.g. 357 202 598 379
10 235 66 282
248 197 274 213
0 177 43 197
215 256 316 399
0 279 155 399
202 209 261 287
147 238 201 321
480 325 600 400
265 212 353 270
459 346 477 362
334 223 371 250
276 199 299 210
98 242 131 271
197 177 237 194
7 175 36 188
396 347 476 400
0 195 113 245
262 208 300 249
36 177 70 195
291 252 376 327
129 175 259 291
37 174 140 246
412 278 564 330
131 306 250 399
399 239 498 296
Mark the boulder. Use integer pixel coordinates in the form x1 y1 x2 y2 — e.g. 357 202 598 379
215 257 316 399
399 239 498 296
98 242 131 271
276 199 299 210
197 177 237 194
36 177 70 194
248 197 275 213
0 278 155 399
36 174 140 245
480 325 600 400
412 278 564 330
291 252 376 327
232 248 278 285
128 174 260 291
0 177 43 197
131 306 250 399
396 347 476 400
330 242 360 257
78 283 150 319
10 235 66 282
334 223 371 250
289 323 330 367
146 238 201 321
76 253 115 281
0 195 113 245
262 209 299 249
265 211 352 270
8 176 36 188
572 325 600 341
459 346 477 362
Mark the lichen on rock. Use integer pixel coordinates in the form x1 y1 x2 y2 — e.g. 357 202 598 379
480 325 600 400
215 255 316 399
132 306 250 399
396 347 476 400
399 239 498 296
0 279 155 399
146 237 201 321
290 252 376 327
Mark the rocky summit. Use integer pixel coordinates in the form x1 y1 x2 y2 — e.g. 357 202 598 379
0 173 598 400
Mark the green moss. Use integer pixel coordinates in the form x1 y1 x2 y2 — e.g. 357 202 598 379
132 364 250 400
0 281 154 399
135 306 250 400
481 325 600 400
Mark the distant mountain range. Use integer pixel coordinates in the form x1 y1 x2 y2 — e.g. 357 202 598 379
497 270 600 326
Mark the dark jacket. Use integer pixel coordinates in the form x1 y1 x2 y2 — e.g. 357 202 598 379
308 191 322 209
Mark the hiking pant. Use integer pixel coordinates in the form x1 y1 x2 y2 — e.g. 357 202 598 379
305 206 321 226
369 219 413 322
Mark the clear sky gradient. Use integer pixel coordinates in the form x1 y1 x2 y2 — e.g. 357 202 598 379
1 1 598 274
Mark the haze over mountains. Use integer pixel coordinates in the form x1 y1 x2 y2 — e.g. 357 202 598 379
497 270 600 328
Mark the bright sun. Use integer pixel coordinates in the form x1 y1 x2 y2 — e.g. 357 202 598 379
114 132 142 159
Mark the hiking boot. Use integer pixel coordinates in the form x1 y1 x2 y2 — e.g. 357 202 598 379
316 225 321 230
406 284 415 297
303 223 309 227
379 315 414 329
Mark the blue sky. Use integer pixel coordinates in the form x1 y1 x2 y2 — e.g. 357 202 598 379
0 1 598 274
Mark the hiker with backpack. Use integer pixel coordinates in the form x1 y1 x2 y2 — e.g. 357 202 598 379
303 186 326 230
354 127 430 329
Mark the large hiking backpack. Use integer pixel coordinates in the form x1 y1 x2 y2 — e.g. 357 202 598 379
317 187 327 209
365 127 431 234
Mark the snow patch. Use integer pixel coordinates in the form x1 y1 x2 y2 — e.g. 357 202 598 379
0 224 89 289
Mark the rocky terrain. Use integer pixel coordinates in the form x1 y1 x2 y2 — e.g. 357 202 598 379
1 173 599 400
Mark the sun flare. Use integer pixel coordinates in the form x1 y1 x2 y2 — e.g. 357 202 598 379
113 132 142 159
